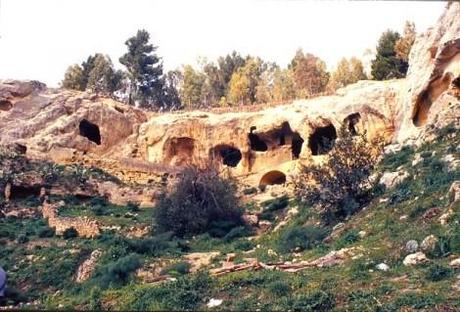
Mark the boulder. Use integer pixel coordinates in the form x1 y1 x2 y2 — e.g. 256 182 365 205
420 235 438 252
405 240 419 253
450 258 460 268
403 252 429 266
376 263 390 271
379 171 409 189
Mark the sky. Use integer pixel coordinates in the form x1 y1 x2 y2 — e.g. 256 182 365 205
0 0 446 87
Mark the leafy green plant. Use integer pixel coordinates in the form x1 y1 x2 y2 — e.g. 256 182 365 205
277 225 328 253
290 290 335 312
262 195 289 212
425 263 453 282
267 280 291 298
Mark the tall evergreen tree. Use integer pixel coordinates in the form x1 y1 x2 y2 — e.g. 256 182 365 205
119 29 164 108
371 30 408 80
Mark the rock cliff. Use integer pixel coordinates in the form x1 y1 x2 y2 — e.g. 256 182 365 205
0 2 459 188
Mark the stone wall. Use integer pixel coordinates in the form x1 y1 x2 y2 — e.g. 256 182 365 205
42 200 100 238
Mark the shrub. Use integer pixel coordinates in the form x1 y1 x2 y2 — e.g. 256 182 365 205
380 145 414 171
16 234 29 244
293 126 383 224
267 280 291 298
222 226 252 242
243 187 257 195
160 261 191 276
153 164 243 237
262 195 289 212
92 254 142 288
127 202 140 212
37 226 55 238
62 227 78 239
290 290 335 312
336 229 360 248
425 264 453 282
277 225 328 253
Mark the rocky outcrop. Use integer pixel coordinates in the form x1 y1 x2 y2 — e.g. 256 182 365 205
0 3 459 187
397 2 460 142
76 249 102 282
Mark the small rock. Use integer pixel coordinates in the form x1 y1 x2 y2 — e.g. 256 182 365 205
358 231 367 238
405 240 419 253
450 258 460 268
412 153 422 166
207 298 223 308
333 222 344 231
420 235 438 252
379 170 409 189
399 215 408 221
449 181 460 203
376 263 390 271
403 252 429 266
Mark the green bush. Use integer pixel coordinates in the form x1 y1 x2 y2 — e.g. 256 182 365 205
380 145 414 171
267 280 291 298
62 227 78 239
127 202 140 212
153 165 243 237
16 234 29 244
262 195 289 212
92 253 142 288
243 187 257 195
160 261 191 276
425 263 453 282
336 229 360 248
277 225 328 253
294 126 382 224
37 226 55 238
290 290 335 312
222 226 252 242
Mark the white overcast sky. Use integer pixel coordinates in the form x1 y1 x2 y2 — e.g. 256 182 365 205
0 0 447 87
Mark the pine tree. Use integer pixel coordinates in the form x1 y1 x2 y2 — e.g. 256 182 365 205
119 29 165 108
371 30 408 80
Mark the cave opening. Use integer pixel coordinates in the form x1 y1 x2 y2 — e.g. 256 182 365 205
79 119 101 145
308 124 337 155
452 76 460 89
164 137 195 166
249 127 268 152
259 170 287 187
211 145 242 167
344 113 361 135
10 185 42 199
0 99 12 111
413 74 452 127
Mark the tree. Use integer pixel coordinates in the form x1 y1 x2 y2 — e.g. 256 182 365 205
289 49 329 98
153 164 243 237
61 54 123 95
179 65 205 109
86 54 124 94
371 30 408 80
162 70 182 110
62 64 85 91
217 51 246 96
272 68 296 102
119 29 165 108
395 21 416 62
327 57 366 92
293 125 383 224
227 68 250 105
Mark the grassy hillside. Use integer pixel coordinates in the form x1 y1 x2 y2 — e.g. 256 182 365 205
0 124 459 311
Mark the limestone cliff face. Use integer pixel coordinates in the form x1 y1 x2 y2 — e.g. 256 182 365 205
397 1 460 142
0 3 459 187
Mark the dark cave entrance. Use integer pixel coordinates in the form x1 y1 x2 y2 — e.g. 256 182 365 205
259 170 287 187
308 124 337 155
344 113 361 135
0 99 12 111
211 145 242 167
249 127 268 151
164 137 195 165
79 119 101 145
10 185 42 200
